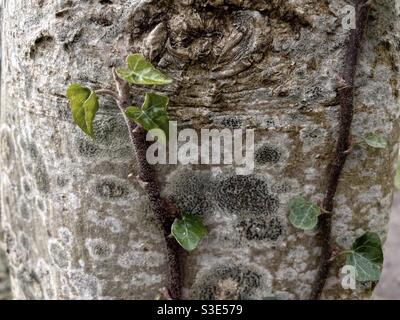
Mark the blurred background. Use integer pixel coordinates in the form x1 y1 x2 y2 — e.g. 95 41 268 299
0 163 399 300
374 190 400 299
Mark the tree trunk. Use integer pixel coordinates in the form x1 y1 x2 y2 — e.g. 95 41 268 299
0 0 399 300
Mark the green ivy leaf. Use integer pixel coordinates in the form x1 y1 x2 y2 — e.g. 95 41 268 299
288 197 321 231
395 159 400 190
171 214 208 252
126 93 169 143
345 231 383 282
66 84 99 138
117 53 172 85
363 133 388 149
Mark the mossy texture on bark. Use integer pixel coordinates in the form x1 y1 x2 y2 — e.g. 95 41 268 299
0 0 399 299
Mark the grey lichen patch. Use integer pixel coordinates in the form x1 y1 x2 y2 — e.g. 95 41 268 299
48 240 71 270
20 176 34 197
22 141 39 160
85 238 115 261
34 164 50 194
18 232 30 251
212 175 279 216
67 270 102 299
299 126 327 153
165 169 283 220
236 216 283 241
2 224 17 253
18 199 32 223
93 177 129 199
93 115 130 146
0 126 15 171
117 240 165 270
255 144 282 165
220 116 244 129
331 204 354 248
357 185 383 205
35 196 47 214
104 217 123 234
191 264 267 300
130 272 163 288
58 227 73 247
276 266 299 282
165 170 284 236
271 180 293 194
20 140 51 194
35 259 55 300
56 175 70 188
303 85 326 103
72 115 133 160
164 169 212 215
87 210 124 234
259 117 278 129
16 266 44 300
76 136 100 158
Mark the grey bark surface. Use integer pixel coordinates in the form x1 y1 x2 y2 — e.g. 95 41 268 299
0 0 399 300
0 249 10 300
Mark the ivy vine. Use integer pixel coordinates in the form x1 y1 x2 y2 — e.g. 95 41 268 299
286 0 384 300
64 0 388 301
66 53 208 300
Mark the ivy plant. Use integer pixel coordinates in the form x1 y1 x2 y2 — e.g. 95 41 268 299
363 133 388 149
288 196 384 283
66 53 206 255
66 84 99 138
117 53 172 85
288 197 321 231
125 93 169 144
343 231 384 282
171 214 208 252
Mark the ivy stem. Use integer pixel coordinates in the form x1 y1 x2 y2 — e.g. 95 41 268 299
110 68 182 300
130 126 182 300
310 0 371 300
95 89 119 100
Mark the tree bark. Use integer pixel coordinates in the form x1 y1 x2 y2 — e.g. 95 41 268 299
0 0 399 300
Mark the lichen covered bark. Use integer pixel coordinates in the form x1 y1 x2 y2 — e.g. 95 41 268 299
0 0 399 299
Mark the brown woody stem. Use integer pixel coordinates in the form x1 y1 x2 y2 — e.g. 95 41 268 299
130 126 182 300
310 0 371 300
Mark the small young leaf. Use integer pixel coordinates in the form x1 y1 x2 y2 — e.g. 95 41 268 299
171 214 208 252
288 197 321 231
363 133 388 149
345 231 383 282
395 159 400 190
117 53 172 85
66 83 99 138
126 93 169 143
